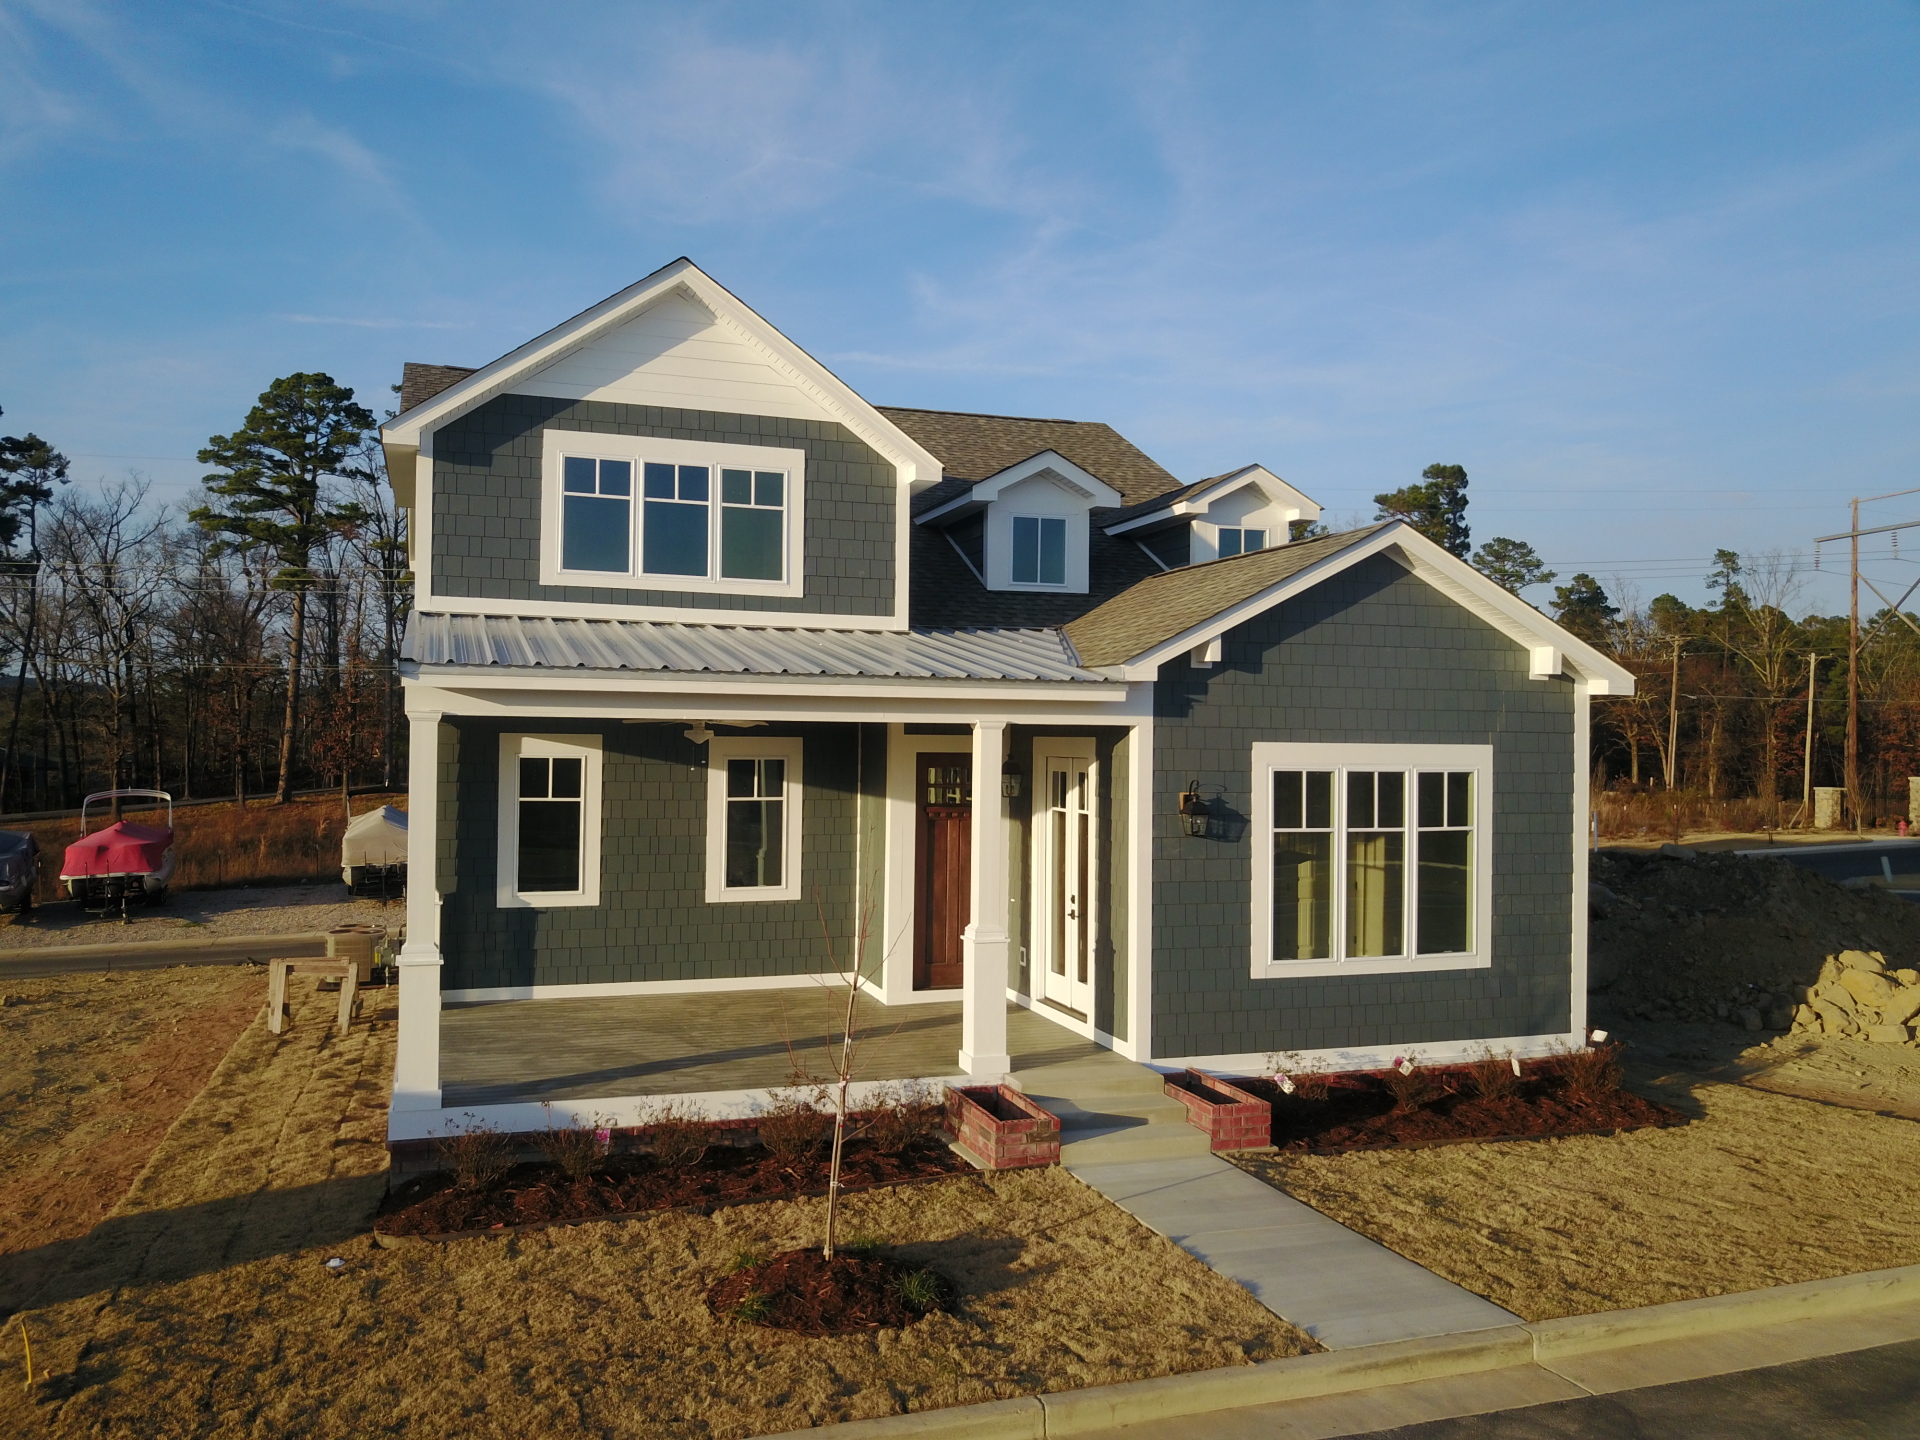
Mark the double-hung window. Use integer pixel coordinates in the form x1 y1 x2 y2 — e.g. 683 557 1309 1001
497 734 602 908
544 434 804 596
705 737 803 902
1011 515 1067 586
1252 742 1491 977
1217 527 1267 558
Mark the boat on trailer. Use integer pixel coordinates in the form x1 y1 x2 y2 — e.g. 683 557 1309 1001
61 789 177 920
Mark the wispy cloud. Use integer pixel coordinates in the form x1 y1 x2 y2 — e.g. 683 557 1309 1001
274 313 469 330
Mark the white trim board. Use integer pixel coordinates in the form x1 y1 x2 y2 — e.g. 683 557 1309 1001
1151 1030 1587 1079
443 970 854 1005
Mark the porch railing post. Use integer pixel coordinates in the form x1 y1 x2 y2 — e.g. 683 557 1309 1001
394 706 445 1111
960 720 1013 1077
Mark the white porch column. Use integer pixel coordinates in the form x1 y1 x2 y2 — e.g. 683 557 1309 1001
960 721 1013 1077
393 707 445 1112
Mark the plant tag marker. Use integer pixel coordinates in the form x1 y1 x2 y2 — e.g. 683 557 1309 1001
1397 1058 1414 1076
1278 1075 1296 1095
325 1257 345 1270
1590 1029 1609 1044
1511 1056 1522 1076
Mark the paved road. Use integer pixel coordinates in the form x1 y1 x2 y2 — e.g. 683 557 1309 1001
1352 1336 1920 1439
0 934 327 980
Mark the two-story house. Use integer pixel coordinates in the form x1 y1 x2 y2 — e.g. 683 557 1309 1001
379 258 1632 1146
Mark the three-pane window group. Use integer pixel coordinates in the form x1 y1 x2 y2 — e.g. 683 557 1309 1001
1271 768 1474 962
562 455 788 583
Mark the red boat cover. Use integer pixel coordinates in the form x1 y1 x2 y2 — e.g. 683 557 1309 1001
61 821 172 879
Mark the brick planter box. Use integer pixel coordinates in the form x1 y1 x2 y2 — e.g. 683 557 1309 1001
1165 1069 1272 1151
946 1085 1061 1170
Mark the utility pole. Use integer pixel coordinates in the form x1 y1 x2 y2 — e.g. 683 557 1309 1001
1815 487 1920 835
1664 635 1684 791
1800 652 1819 829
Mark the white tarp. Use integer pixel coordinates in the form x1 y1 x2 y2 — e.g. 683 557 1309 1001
341 805 408 874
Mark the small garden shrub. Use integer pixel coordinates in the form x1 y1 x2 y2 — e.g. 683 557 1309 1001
860 1082 945 1152
894 1267 951 1313
1468 1047 1521 1102
1560 1042 1626 1106
438 1121 514 1191
1266 1052 1330 1100
640 1100 709 1170
1383 1060 1440 1114
730 1289 772 1323
758 1090 832 1160
727 1248 770 1274
535 1123 606 1182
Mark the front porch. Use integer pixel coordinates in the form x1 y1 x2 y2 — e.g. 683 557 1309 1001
441 992 1102 1109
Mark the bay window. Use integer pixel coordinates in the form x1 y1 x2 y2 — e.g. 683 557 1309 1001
1252 743 1491 977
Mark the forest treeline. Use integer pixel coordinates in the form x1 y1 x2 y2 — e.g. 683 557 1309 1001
0 376 406 814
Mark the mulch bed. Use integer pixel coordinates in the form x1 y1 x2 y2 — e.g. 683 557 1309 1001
706 1248 954 1335
1235 1056 1686 1153
376 1136 971 1238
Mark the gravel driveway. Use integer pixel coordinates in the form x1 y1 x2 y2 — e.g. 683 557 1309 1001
0 882 402 950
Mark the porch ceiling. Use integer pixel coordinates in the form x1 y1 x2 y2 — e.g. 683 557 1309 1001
441 991 1102 1108
406 612 1117 684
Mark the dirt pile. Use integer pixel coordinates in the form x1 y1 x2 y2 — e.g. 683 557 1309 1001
1790 949 1920 1043
1588 848 1920 1032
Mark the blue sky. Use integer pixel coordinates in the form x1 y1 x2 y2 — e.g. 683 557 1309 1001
1 1 1916 612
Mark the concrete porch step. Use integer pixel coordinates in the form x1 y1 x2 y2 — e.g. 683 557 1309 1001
1017 1089 1193 1131
1061 1121 1216 1165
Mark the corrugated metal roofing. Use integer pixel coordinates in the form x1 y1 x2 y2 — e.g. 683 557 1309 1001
405 613 1116 684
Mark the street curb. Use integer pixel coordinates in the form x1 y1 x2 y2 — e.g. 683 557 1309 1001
0 931 327 964
760 1263 1920 1438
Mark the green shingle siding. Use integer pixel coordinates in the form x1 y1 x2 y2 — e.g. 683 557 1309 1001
1149 553 1576 1059
439 720 858 991
428 395 897 615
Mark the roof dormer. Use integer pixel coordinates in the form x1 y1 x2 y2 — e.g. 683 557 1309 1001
914 450 1123 594
1103 464 1321 568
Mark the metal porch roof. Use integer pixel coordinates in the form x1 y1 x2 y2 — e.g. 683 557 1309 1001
405 612 1115 684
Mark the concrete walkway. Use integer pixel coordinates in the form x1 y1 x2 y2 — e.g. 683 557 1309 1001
1011 1049 1518 1350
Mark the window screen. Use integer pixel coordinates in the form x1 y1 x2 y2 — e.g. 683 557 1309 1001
1012 515 1067 585
517 755 583 893
561 457 631 573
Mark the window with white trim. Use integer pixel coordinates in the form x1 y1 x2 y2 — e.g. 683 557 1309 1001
497 734 602 908
1217 527 1267 558
705 737 804 902
542 432 805 596
1251 742 1492 977
1010 515 1068 586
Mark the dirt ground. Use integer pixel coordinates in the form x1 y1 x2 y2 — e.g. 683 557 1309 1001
0 881 402 950
0 966 264 1315
1238 1046 1920 1323
4 984 1309 1440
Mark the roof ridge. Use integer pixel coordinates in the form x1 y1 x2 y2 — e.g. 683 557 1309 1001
875 405 1084 425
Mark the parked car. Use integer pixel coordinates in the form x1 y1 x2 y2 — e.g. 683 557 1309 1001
0 829 39 913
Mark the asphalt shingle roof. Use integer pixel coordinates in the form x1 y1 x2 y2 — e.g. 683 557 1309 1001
1063 525 1393 667
877 407 1182 507
399 362 478 414
908 522 1165 630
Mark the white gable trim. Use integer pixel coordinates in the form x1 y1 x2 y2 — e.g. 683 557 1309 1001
913 450 1123 525
381 258 941 488
1103 464 1321 536
1115 522 1635 693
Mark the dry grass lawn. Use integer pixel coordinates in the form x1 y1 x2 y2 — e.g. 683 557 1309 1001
4 983 1309 1439
1238 1064 1920 1323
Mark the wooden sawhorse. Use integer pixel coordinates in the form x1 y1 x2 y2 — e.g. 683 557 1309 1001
267 958 358 1036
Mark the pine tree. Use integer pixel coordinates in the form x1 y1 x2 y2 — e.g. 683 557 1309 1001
1374 463 1470 557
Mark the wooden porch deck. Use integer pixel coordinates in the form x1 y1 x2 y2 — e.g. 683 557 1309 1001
440 990 1102 1107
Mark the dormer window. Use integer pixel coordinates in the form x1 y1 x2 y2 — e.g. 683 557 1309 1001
1217 527 1267 559
542 431 805 596
1012 515 1068 586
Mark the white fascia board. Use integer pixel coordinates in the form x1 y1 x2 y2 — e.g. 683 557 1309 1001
406 665 1131 705
1117 522 1636 695
1103 465 1322 536
380 258 941 490
913 449 1123 525
383 441 417 508
415 593 911 629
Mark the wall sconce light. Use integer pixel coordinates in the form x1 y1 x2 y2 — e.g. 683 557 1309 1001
1001 762 1024 798
1178 787 1211 838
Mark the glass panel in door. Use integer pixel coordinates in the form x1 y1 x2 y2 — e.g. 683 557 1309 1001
1040 757 1094 1016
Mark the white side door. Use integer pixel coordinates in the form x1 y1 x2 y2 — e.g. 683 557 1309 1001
1035 743 1097 1017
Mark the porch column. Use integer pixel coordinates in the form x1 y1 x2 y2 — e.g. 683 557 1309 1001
393 707 444 1111
960 721 1013 1077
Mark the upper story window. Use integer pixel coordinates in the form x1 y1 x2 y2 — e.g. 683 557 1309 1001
1217 527 1267 558
1011 515 1068 586
1250 742 1492 979
542 432 805 597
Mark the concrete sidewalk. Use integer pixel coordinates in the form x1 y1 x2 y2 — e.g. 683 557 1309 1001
1071 1154 1518 1350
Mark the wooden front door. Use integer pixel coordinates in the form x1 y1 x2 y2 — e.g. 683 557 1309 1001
913 754 972 990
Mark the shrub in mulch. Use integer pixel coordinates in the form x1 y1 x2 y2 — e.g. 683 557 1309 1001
376 1132 969 1238
706 1248 955 1335
1241 1046 1682 1153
